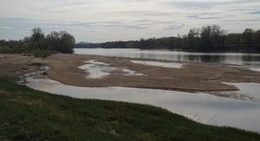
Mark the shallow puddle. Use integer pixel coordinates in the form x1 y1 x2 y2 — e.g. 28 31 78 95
232 83 260 99
131 60 183 68
79 60 117 79
213 82 260 102
250 68 260 72
121 68 143 76
25 77 260 133
79 60 143 78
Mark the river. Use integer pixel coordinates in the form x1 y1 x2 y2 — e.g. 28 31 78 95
74 48 260 70
25 74 260 133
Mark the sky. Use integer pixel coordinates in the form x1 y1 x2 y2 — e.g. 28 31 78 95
0 0 259 43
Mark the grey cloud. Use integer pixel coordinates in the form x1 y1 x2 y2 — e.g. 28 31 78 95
228 8 256 12
134 19 152 23
0 18 38 40
134 19 174 24
165 1 222 9
164 23 185 30
0 18 36 29
251 11 260 15
228 5 260 13
0 18 28 23
46 21 147 30
132 19 185 29
187 15 221 20
217 18 260 24
186 11 222 20
0 26 12 30
111 10 173 17
165 0 260 10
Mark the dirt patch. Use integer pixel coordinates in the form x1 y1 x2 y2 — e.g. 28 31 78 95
0 54 40 80
0 89 6 94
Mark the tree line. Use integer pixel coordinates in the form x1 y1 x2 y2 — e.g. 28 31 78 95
0 28 75 55
76 25 260 53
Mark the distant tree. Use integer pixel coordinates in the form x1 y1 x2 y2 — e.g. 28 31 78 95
139 38 146 49
200 26 213 49
47 31 75 53
254 30 260 45
226 33 241 45
29 27 48 50
125 42 136 48
187 28 200 49
241 28 255 46
31 28 44 42
211 25 225 46
200 25 225 51
175 34 184 49
0 28 75 54
59 31 75 53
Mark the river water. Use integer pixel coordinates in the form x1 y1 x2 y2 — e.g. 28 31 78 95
74 48 260 70
26 77 260 133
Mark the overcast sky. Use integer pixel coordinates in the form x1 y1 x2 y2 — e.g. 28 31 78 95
0 0 259 42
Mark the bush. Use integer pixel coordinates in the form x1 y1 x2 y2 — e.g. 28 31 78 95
32 49 57 58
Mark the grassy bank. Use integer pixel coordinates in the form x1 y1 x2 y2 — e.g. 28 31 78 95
0 80 259 141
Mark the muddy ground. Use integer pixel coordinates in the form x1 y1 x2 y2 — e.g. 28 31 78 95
1 53 260 93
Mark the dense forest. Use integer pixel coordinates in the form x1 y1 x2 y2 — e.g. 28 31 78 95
76 25 260 53
0 28 75 55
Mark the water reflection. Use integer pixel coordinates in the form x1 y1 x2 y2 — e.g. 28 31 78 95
74 48 260 69
185 55 225 63
131 60 183 68
26 77 260 133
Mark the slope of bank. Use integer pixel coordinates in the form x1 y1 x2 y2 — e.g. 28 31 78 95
0 79 259 141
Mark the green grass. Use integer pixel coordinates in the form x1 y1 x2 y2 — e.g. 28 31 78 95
0 79 259 141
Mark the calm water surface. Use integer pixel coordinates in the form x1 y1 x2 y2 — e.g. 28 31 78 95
74 48 260 69
26 77 260 133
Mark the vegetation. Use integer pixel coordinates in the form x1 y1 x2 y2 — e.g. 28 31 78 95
76 25 260 53
0 28 75 55
0 79 259 141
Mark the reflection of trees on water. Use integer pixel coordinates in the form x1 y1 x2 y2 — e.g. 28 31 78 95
187 55 225 63
185 55 200 62
242 55 260 62
140 53 159 60
131 51 260 67
242 55 260 68
205 55 225 63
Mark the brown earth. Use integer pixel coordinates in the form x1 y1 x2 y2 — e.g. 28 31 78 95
0 89 6 94
0 54 37 80
1 53 259 92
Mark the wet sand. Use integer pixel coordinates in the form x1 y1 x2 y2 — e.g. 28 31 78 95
2 53 260 92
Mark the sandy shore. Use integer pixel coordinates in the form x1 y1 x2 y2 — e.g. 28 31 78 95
1 53 260 92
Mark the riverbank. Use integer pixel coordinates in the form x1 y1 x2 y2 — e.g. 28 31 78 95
1 53 260 93
0 79 260 140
